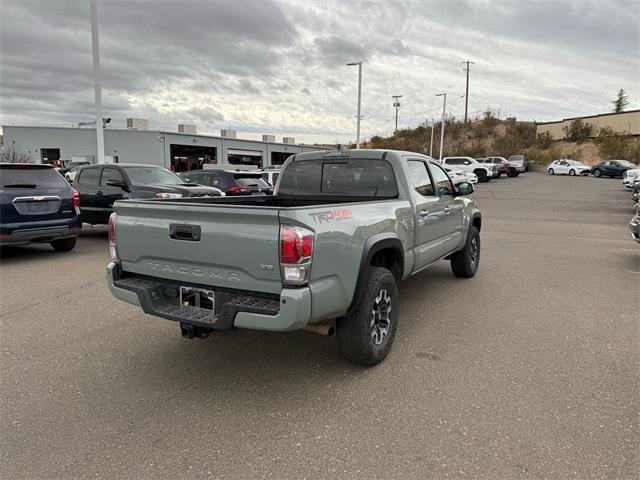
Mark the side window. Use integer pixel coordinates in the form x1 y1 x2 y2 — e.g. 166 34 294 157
100 167 124 186
407 160 434 197
429 163 455 196
77 167 99 186
447 158 463 165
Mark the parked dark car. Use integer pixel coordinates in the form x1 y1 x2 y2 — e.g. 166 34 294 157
181 169 274 196
477 157 519 177
590 160 636 178
74 164 223 225
0 163 81 251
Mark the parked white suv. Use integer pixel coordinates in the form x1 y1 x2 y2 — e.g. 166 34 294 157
439 157 497 183
623 168 640 188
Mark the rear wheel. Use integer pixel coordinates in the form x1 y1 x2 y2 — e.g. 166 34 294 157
474 170 488 182
51 237 77 252
593 169 601 177
548 168 554 175
507 169 518 177
451 226 480 278
337 267 398 366
569 169 576 176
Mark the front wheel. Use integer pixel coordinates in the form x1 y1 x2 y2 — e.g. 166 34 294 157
337 267 398 366
451 226 480 278
51 237 77 252
507 169 518 177
593 169 601 177
569 169 576 176
548 168 555 175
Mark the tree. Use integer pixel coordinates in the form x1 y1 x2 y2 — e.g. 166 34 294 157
612 89 630 113
0 145 32 163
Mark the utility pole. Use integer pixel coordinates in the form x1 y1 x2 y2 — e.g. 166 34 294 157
90 0 104 164
428 119 435 157
392 95 402 134
462 60 475 123
347 62 363 148
436 93 447 160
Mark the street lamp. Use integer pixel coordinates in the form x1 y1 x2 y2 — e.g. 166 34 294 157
90 0 104 164
347 62 362 149
435 93 447 160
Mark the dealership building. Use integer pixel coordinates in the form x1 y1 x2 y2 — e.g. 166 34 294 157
2 120 330 171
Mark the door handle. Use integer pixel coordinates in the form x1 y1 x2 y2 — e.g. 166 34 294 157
96 190 103 196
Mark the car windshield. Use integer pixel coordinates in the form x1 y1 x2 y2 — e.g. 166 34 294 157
566 160 583 166
124 167 185 186
0 167 68 189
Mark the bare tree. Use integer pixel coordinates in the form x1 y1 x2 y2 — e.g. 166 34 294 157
0 145 33 163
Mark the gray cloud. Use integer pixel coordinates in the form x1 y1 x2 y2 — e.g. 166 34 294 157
1 0 639 143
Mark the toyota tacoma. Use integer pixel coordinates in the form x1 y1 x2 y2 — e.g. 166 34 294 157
107 150 482 365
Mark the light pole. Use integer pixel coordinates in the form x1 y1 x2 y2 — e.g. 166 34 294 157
392 95 402 134
90 0 104 164
436 93 447 160
347 62 362 148
429 119 435 157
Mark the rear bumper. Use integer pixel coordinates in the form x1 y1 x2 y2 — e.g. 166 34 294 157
0 219 81 246
106 263 311 331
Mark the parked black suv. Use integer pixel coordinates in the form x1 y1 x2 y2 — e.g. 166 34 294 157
181 169 273 196
0 163 81 251
74 164 223 224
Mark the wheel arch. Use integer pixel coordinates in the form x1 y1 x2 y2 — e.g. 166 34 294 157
345 234 404 317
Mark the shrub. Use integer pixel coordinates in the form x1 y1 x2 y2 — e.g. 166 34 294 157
563 119 592 142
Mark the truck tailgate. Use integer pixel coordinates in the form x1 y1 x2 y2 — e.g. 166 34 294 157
114 201 282 294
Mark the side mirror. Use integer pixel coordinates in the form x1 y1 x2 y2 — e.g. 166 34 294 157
457 182 474 195
105 178 126 188
184 178 191 183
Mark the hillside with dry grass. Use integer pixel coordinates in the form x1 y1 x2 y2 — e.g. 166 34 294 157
362 114 640 167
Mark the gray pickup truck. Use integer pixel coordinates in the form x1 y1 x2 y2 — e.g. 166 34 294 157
107 149 482 365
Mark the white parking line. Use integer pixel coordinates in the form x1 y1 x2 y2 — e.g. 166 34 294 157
620 248 640 253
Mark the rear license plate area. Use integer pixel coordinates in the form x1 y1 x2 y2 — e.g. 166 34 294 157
180 286 215 312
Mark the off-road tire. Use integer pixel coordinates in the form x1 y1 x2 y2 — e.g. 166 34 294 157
51 237 77 252
337 267 398 366
451 226 480 278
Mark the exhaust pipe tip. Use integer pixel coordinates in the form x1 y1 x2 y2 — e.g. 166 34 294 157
304 324 335 336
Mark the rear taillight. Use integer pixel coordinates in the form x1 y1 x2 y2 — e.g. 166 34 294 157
72 189 80 209
228 186 249 194
108 212 119 261
280 225 314 286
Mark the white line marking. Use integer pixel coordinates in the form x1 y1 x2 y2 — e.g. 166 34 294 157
620 248 640 253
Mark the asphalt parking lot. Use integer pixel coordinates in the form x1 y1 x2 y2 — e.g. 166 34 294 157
1 172 638 479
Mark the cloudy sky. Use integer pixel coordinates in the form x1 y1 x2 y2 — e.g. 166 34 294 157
1 0 639 144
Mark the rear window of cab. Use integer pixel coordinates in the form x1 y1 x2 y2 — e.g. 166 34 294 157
278 159 398 197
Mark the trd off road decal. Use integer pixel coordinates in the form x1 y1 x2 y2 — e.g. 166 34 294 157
309 208 353 223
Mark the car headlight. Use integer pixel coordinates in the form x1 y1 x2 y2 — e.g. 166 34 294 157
154 192 183 199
